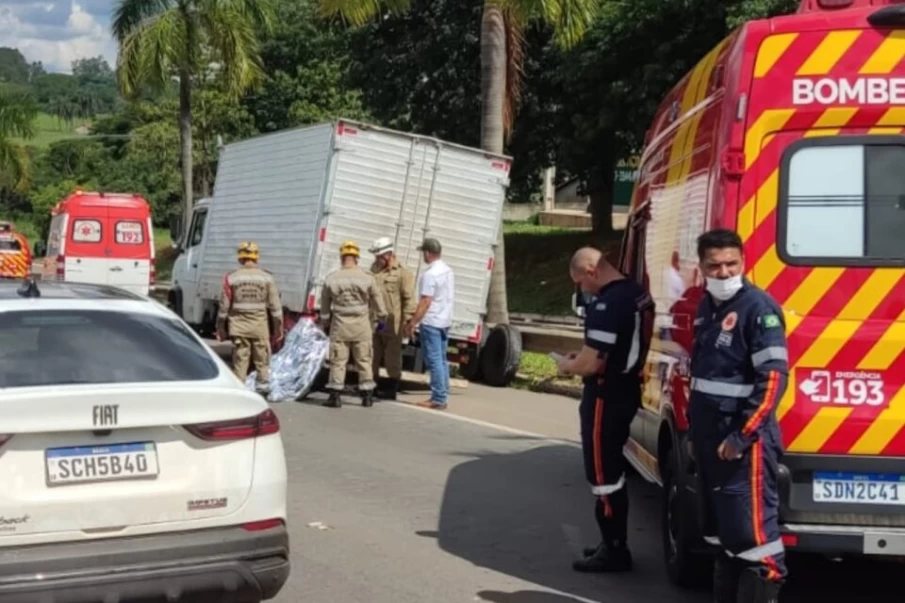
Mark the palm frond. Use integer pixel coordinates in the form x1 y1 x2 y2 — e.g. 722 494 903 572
111 0 174 42
0 92 37 139
116 8 185 98
0 139 31 192
199 2 269 97
491 0 600 49
318 0 411 27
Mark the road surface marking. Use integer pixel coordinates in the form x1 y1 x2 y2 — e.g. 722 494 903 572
388 401 580 446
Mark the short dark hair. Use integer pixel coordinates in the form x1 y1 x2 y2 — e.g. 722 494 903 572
697 228 743 261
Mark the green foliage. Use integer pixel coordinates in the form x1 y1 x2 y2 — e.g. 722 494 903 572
243 0 370 131
113 0 276 100
0 91 38 189
0 48 30 84
555 0 802 230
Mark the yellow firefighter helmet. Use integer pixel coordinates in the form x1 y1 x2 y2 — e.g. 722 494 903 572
339 240 360 258
237 241 260 261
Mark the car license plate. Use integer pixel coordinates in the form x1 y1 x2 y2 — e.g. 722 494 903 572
813 472 905 505
45 442 159 486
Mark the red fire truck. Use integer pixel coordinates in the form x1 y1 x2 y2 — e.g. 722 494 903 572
604 0 905 587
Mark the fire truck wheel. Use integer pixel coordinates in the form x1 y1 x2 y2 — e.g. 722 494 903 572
662 445 712 588
480 324 522 388
458 328 489 382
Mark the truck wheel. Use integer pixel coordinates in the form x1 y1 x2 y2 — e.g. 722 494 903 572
167 288 183 316
458 329 488 382
662 447 712 588
479 324 522 387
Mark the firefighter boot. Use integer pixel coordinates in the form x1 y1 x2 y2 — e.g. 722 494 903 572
376 378 399 401
737 568 781 603
713 556 743 603
572 545 632 573
361 390 374 408
323 391 342 408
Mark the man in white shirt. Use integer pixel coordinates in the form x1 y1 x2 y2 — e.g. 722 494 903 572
404 238 454 410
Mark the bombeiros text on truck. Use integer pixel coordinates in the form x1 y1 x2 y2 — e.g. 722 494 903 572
572 0 905 586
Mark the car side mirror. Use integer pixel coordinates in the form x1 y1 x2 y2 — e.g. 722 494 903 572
33 241 46 258
572 286 590 319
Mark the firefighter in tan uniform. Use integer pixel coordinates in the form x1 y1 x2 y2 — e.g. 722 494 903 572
369 236 416 400
216 241 283 394
321 241 388 408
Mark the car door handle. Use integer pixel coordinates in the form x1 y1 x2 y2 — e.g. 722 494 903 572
110 267 123 272
191 264 198 268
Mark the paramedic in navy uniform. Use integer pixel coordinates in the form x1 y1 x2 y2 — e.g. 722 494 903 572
689 228 789 603
556 247 654 573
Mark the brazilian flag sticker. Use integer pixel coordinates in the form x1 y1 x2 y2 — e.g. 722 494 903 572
763 314 781 329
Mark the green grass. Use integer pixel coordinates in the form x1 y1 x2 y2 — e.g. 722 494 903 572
504 222 623 316
154 229 177 282
511 351 581 392
10 112 93 148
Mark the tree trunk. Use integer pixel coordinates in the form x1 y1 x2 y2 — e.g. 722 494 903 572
588 165 615 235
179 68 194 236
481 4 509 325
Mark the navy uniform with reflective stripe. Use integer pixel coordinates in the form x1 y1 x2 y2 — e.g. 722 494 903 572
581 278 655 550
689 278 789 582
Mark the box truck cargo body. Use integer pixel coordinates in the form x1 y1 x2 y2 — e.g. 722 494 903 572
170 120 516 381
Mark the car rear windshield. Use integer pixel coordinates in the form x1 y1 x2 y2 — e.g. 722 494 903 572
0 239 21 252
0 310 219 388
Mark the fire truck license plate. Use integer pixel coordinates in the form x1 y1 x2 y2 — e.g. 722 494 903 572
813 472 905 505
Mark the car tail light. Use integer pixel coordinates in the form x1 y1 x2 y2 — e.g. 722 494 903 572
242 518 284 532
56 255 65 279
149 258 156 286
184 409 280 441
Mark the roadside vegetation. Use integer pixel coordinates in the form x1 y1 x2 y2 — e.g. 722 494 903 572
2 0 798 315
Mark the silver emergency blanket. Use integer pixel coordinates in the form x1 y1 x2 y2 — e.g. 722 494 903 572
245 319 329 402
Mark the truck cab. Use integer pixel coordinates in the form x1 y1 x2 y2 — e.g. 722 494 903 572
170 198 214 333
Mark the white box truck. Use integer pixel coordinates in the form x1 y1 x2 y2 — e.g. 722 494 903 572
168 120 522 386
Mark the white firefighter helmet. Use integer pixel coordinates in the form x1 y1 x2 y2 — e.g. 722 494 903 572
369 236 394 256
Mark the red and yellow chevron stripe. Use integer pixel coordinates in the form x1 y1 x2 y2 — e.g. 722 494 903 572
739 27 905 456
0 253 30 278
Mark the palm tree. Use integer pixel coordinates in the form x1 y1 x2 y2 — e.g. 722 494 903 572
319 0 599 324
0 92 37 191
112 0 274 233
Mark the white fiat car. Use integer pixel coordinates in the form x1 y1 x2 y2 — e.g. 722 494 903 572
0 278 289 602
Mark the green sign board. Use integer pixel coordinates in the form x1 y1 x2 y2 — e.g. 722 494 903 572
613 157 639 207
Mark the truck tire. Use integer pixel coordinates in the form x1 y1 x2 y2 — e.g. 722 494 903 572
662 444 712 588
167 287 183 317
457 328 488 382
479 324 522 387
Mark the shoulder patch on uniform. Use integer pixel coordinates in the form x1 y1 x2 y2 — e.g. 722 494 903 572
595 302 607 311
694 317 704 326
762 313 781 328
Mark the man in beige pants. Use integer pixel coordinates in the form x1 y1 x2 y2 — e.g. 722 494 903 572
321 240 387 408
369 236 416 400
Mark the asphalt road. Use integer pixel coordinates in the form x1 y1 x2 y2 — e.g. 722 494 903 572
268 387 902 603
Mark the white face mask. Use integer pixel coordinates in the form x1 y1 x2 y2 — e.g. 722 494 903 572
706 275 743 301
